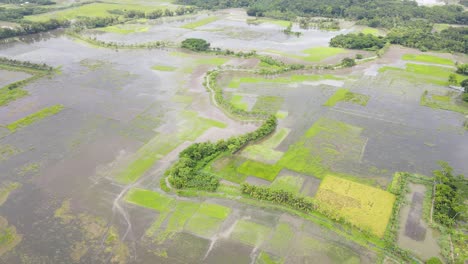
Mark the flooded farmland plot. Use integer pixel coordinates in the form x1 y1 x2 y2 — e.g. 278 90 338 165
0 4 466 263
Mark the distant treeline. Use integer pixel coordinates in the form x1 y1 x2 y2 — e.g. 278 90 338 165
0 0 55 4
0 5 196 40
176 0 467 26
331 25 467 54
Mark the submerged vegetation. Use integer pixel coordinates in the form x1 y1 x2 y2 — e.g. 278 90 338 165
0 57 56 106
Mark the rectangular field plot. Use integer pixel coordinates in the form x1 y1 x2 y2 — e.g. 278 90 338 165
230 219 272 247
421 90 468 115
185 203 231 238
279 118 367 178
315 176 395 237
240 127 290 164
124 188 175 212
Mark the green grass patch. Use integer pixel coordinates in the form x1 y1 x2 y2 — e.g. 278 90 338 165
402 54 454 66
6 105 64 132
433 23 451 32
124 188 175 212
231 220 272 247
230 94 248 111
270 175 304 194
361 27 379 36
98 24 149 35
181 16 219 29
379 63 464 86
323 88 369 107
237 160 282 181
228 74 342 88
151 65 177 72
265 222 295 255
301 47 346 62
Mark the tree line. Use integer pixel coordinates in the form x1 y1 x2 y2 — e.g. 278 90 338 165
167 116 277 191
176 0 467 26
330 25 467 54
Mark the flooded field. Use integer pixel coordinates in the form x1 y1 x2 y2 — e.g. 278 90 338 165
0 7 466 264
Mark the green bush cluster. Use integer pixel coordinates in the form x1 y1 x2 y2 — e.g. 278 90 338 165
108 6 195 19
181 38 211 52
432 162 467 227
167 116 277 191
240 183 315 212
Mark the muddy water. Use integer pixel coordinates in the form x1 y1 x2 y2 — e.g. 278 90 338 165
89 9 352 55
398 183 441 261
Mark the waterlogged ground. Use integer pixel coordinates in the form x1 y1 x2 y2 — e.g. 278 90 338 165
0 10 467 264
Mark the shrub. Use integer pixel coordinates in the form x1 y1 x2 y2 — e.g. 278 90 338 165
426 257 443 264
341 57 356 67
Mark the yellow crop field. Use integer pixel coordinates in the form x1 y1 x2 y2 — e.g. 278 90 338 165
315 175 395 237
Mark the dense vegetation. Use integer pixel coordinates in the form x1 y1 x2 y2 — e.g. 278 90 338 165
433 162 467 227
331 25 467 53
181 38 211 52
177 0 467 26
241 183 315 212
330 33 385 50
167 116 277 191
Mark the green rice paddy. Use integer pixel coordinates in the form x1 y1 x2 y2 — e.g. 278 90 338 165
25 3 168 21
228 74 342 88
301 47 346 62
237 160 282 181
181 16 219 29
124 188 175 212
420 91 468 115
98 24 150 35
230 94 249 111
402 54 454 66
241 128 289 163
269 175 304 194
116 111 226 184
184 202 231 237
265 222 295 255
151 65 177 72
252 96 284 114
379 63 464 86
323 88 369 107
5 105 64 132
231 220 272 247
361 27 380 36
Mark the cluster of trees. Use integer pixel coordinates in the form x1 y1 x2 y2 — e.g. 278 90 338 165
331 26 467 53
181 38 210 52
330 33 386 50
298 17 339 30
69 33 168 49
107 6 195 19
433 162 467 227
283 22 301 37
456 64 468 102
167 116 277 191
241 183 315 212
0 0 55 4
0 19 69 40
0 57 53 71
176 0 467 26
